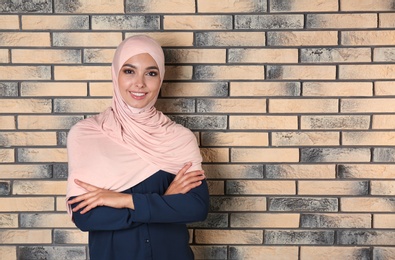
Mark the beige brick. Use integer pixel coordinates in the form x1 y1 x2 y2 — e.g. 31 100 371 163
301 246 370 260
343 132 395 146
229 48 298 63
341 0 395 11
380 13 395 28
84 49 115 63
299 181 368 195
201 132 268 146
54 229 88 244
54 98 111 113
12 49 81 64
13 180 67 195
307 14 376 28
230 115 298 130
0 214 18 228
0 66 50 80
161 82 227 97
272 132 339 146
56 196 67 212
18 148 67 163
339 164 395 179
22 15 89 30
0 132 56 146
268 65 336 80
89 82 113 97
340 65 395 79
374 214 395 228
56 0 124 13
303 82 372 96
196 32 265 46
126 32 194 47
165 49 226 63
341 98 395 113
55 65 110 81
164 66 193 80
371 181 395 196
127 0 194 13
196 65 264 80
164 15 231 30
268 31 338 46
232 148 299 163
230 246 298 260
230 82 300 97
195 230 263 244
207 180 224 195
0 99 51 114
21 213 73 228
231 213 299 228
0 32 50 46
342 31 395 46
200 148 229 163
0 165 51 179
373 115 395 129
266 164 336 179
203 164 264 179
0 246 16 260
21 82 87 97
0 230 51 244
301 213 371 228
0 49 9 63
0 15 19 29
53 32 122 47
271 0 337 12
301 115 370 130
0 197 54 212
341 198 395 212
0 116 15 130
198 99 266 113
198 0 266 13
228 180 295 195
270 99 338 113
18 115 82 130
374 48 395 62
375 81 395 95
211 196 266 211
0 149 14 163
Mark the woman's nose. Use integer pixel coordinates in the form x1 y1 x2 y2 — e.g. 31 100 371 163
134 76 145 88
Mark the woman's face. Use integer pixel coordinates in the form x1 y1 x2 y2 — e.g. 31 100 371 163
118 53 161 108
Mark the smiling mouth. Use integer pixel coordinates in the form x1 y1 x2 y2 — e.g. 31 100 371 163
131 92 146 96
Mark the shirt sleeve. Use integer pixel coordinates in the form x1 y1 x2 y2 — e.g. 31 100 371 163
70 179 209 232
131 179 209 224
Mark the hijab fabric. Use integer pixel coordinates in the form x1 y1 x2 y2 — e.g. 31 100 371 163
66 35 203 214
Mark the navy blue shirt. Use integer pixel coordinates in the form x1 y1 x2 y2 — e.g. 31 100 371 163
70 170 209 260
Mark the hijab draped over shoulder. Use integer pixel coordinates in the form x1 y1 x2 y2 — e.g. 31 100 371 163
66 35 203 214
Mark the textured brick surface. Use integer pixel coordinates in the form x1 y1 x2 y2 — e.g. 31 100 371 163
1 1 395 259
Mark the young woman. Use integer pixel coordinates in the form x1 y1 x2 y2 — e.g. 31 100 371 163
66 35 209 260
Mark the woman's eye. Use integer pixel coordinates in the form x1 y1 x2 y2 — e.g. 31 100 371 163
124 69 133 74
147 71 158 76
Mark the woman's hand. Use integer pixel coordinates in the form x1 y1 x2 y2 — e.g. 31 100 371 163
165 162 206 195
68 179 134 214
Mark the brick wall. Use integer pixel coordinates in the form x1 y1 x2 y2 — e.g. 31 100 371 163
1 0 395 259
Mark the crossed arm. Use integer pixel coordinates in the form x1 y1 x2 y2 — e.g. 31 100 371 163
67 163 209 231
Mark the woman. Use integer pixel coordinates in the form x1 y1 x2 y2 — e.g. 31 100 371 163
66 35 209 260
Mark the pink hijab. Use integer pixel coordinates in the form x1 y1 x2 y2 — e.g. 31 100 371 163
66 35 203 214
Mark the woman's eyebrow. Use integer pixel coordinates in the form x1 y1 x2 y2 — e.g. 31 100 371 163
122 64 159 70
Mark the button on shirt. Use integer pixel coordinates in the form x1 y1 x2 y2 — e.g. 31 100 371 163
70 170 209 260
